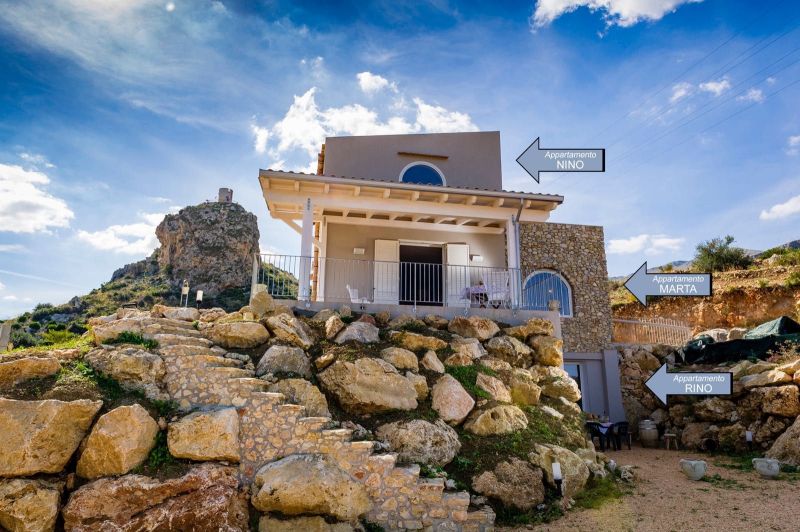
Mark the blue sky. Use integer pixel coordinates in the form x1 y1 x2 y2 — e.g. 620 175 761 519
1 0 799 318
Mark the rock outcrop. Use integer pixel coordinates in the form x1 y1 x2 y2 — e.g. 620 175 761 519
376 419 461 467
766 416 800 465
206 321 270 349
63 463 247 531
76 404 158 479
268 378 330 417
85 346 166 400
155 202 259 296
168 408 240 462
0 478 62 532
256 345 311 378
0 398 102 476
448 316 499 341
318 358 417 414
0 356 60 389
251 455 370 521
431 374 474 425
472 458 544 510
464 404 528 436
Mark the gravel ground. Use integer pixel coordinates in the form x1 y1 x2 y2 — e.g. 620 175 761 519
502 447 799 532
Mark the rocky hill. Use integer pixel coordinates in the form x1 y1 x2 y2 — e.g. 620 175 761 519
4 201 260 350
0 299 622 530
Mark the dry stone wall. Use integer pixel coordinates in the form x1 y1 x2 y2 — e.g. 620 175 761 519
519 222 612 353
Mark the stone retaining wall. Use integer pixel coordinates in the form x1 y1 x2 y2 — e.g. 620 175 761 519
519 222 612 353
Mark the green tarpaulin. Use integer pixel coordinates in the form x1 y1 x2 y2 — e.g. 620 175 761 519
678 316 800 365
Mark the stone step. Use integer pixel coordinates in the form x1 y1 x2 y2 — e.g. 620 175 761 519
365 453 398 476
243 391 287 409
440 491 471 513
152 333 213 347
158 345 224 358
296 416 333 433
165 354 243 369
319 428 354 443
142 324 204 338
385 465 421 490
206 367 254 379
413 478 445 505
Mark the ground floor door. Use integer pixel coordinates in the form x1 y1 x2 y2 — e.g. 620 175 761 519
399 244 443 306
374 239 399 304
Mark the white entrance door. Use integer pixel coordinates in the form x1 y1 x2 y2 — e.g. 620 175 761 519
374 239 399 304
445 243 470 307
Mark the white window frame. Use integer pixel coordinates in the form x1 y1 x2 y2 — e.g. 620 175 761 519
522 269 574 318
398 161 446 186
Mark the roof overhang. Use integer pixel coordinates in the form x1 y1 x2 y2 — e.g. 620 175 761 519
259 169 564 234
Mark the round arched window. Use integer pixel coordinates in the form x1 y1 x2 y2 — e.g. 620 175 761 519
521 270 573 317
399 162 445 186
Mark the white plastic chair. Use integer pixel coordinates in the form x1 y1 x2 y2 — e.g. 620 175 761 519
346 284 370 304
483 270 511 309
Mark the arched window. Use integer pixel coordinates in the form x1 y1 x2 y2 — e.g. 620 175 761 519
522 270 573 317
399 162 445 186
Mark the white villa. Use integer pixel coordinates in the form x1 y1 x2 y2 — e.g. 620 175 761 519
257 131 622 420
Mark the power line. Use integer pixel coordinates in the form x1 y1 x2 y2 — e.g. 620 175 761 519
583 1 783 144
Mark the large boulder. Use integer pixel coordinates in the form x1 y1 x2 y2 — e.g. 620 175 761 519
538 368 581 402
256 346 311 378
766 416 800 465
776 358 800 375
325 315 345 340
630 349 661 372
529 444 590 499
472 458 544 510
334 322 379 344
0 478 62 532
476 373 511 403
77 405 158 479
0 398 102 476
259 516 356 532
693 397 737 422
380 347 419 371
265 315 315 349
448 316 499 341
63 463 247 531
250 291 275 318
503 318 554 341
750 385 800 417
0 356 60 389
251 455 370 521
406 372 429 401
268 379 330 417
162 307 200 322
484 336 532 368
85 346 166 400
464 404 528 435
529 336 563 367
168 408 240 462
376 419 461 467
740 370 792 389
318 358 417 414
390 331 447 352
450 337 487 361
420 350 445 373
206 321 270 349
431 374 475 425
508 370 542 406
423 314 449 330
681 422 713 450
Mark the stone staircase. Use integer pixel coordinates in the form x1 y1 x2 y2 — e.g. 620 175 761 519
146 325 495 531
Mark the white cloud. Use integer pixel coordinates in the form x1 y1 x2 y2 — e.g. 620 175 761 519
531 0 702 29
766 76 777 85
759 194 800 221
0 244 26 253
0 163 74 233
357 72 398 95
607 233 685 254
786 135 800 156
0 281 5 291
251 84 478 168
76 209 177 255
699 77 730 96
251 124 270 154
165 2 175 12
18 152 55 169
669 82 693 103
737 88 764 103
148 196 172 204
2 295 18 301
300 56 327 81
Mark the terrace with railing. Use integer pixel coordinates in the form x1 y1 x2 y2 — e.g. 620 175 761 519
250 254 573 315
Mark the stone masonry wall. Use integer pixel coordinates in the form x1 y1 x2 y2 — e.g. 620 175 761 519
519 222 612 353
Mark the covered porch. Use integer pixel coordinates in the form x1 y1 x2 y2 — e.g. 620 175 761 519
257 169 564 313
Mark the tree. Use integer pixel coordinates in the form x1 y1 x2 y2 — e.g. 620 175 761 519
693 235 752 272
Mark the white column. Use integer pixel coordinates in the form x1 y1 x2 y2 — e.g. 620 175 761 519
506 216 521 307
299 198 313 301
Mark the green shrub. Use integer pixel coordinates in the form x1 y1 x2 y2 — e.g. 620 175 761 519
786 271 800 288
693 235 752 272
31 303 56 322
107 331 159 350
41 329 79 345
777 249 800 266
147 431 175 469
10 330 39 348
445 364 498 400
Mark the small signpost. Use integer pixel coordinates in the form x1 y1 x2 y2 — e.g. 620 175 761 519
624 262 711 306
645 364 732 405
516 137 605 183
